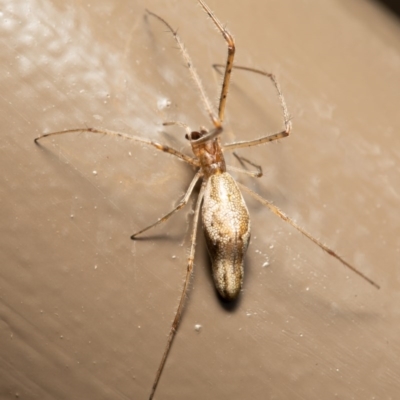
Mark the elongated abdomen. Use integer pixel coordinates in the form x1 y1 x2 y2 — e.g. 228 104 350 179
202 172 251 300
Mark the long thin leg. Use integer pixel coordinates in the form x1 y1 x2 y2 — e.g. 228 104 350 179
35 128 198 167
131 171 202 239
148 182 206 400
223 129 289 151
233 152 263 177
227 164 261 178
217 65 291 129
145 9 220 128
227 151 263 178
163 121 192 136
212 64 292 151
198 0 235 123
238 182 380 289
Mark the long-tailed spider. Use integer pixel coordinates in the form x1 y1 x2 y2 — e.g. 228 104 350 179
34 1 379 399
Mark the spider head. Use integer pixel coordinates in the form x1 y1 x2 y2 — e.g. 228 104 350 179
185 127 208 142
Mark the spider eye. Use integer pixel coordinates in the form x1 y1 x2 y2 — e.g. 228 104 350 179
187 131 201 141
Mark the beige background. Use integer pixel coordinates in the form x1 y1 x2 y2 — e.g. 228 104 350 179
1 0 400 399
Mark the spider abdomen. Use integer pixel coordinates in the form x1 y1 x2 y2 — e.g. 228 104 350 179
202 172 251 300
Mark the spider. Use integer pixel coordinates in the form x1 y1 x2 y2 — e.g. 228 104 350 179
35 1 379 399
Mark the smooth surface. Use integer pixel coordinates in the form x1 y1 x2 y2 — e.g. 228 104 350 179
1 0 399 399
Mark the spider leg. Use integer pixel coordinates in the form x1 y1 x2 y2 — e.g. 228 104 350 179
198 0 235 123
238 182 380 289
226 164 262 178
148 181 206 400
231 152 263 177
146 8 220 128
131 171 202 239
35 128 198 166
212 64 292 151
223 129 289 151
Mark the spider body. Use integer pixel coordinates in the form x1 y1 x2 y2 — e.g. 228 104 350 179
202 170 250 300
188 130 250 300
189 129 250 300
